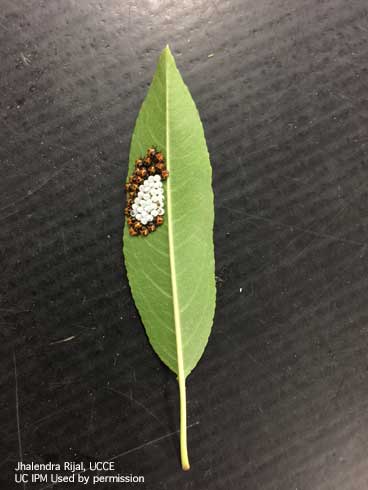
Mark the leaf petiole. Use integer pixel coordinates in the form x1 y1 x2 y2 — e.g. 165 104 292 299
178 375 190 470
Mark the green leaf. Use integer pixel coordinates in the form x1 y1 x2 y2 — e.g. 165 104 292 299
123 46 216 470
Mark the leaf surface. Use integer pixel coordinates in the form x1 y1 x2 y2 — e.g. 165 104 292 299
123 47 215 469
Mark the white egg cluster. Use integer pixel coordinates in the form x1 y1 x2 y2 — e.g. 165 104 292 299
130 175 164 225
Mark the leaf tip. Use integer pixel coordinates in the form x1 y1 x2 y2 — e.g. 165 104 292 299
162 44 174 62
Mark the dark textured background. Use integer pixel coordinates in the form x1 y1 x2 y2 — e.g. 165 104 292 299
1 0 368 489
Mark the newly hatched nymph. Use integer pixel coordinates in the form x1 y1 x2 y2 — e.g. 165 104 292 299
125 147 169 236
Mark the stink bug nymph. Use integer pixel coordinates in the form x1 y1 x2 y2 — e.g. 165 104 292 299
124 146 169 237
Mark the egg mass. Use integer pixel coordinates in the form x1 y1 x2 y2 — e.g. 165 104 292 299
125 147 168 236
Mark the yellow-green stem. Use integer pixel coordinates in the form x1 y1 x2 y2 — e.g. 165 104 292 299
164 46 190 471
179 376 190 470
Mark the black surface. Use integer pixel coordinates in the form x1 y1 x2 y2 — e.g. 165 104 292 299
1 1 368 489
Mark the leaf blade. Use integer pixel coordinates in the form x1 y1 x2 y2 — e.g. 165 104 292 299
123 46 216 378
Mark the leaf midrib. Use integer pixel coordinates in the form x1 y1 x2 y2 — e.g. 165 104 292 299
164 49 186 380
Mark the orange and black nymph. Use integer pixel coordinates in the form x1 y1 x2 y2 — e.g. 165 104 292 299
124 147 169 237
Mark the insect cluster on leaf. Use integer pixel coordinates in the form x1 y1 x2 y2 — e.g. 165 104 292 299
124 147 169 236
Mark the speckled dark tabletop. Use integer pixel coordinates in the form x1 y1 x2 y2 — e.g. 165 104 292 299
1 1 368 489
